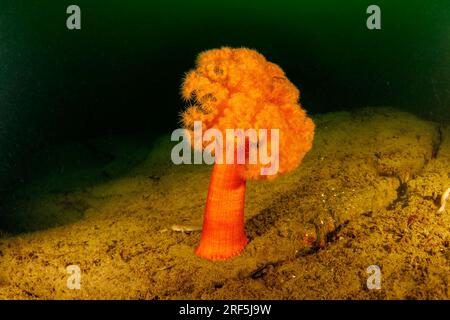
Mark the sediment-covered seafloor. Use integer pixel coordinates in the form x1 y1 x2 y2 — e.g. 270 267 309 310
1 107 449 299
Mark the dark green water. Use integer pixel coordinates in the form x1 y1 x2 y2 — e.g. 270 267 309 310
0 0 449 228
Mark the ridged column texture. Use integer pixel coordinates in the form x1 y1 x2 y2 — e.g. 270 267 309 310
195 162 248 260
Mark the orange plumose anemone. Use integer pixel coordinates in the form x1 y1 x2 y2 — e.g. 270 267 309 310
180 47 315 260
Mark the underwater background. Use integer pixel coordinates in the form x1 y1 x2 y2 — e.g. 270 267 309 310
1 0 449 198
0 0 449 299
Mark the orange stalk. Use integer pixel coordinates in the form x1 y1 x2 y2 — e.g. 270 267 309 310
195 162 248 260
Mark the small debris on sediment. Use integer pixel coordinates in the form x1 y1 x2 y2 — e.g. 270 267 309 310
438 187 450 213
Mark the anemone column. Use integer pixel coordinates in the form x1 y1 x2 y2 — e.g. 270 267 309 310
195 162 248 260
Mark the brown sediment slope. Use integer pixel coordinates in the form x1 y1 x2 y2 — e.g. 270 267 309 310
1 107 449 299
